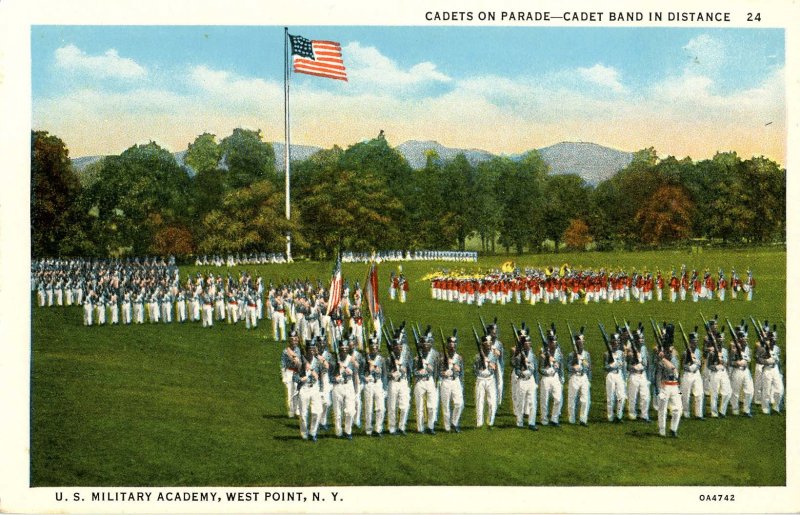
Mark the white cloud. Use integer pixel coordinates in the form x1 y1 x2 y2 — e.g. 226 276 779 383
343 42 450 90
576 64 625 93
682 34 725 74
55 44 147 80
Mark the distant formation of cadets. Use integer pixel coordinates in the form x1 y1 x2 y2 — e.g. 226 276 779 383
282 314 783 441
34 258 380 341
429 265 756 306
342 250 477 263
194 253 288 267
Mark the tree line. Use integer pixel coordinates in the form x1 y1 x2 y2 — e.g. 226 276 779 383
31 129 786 259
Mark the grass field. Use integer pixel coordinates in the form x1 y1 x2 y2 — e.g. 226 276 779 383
30 248 786 486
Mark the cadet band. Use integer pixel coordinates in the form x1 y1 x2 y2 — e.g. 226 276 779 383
282 314 782 441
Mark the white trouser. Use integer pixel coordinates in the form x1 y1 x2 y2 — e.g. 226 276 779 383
299 383 322 439
627 371 650 419
363 379 386 434
539 375 563 425
754 363 763 404
709 369 732 416
83 304 93 325
511 373 520 419
202 304 214 327
272 311 286 340
657 383 682 435
414 377 438 431
729 368 754 415
439 378 463 431
354 383 364 428
246 306 257 329
605 371 626 420
760 366 784 414
680 370 704 418
516 375 538 426
282 369 299 417
319 380 333 425
123 304 132 324
227 303 238 324
494 367 504 419
332 382 356 436
475 375 497 427
387 380 410 433
110 305 119 324
96 305 106 325
567 374 590 424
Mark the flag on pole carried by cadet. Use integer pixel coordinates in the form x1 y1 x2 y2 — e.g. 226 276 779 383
325 254 343 316
364 261 383 328
288 34 348 81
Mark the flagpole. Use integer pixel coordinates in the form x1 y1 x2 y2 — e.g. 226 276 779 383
284 27 293 262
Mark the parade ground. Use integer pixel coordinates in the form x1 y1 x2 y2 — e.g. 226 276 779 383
30 247 786 486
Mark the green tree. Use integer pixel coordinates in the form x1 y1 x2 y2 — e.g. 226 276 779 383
219 128 276 190
31 131 84 257
496 153 546 254
85 141 191 255
541 174 590 253
185 132 222 175
198 181 294 254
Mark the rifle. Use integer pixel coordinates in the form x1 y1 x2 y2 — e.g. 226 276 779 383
598 321 614 364
726 318 743 362
511 322 526 370
473 325 486 370
537 322 553 366
440 328 449 371
567 322 579 358
382 326 398 373
749 316 771 359
650 318 663 353
627 320 642 365
480 315 488 335
677 322 694 365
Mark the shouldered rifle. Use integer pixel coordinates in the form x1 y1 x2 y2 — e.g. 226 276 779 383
726 318 743 361
650 318 663 352
473 325 486 370
598 321 614 364
440 328 449 370
480 315 488 335
511 322 526 370
678 321 694 364
749 316 771 358
567 322 579 359
538 322 552 365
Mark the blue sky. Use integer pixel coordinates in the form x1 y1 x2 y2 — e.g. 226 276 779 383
31 26 785 162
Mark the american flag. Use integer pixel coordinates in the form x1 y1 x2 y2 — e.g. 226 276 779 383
364 261 383 325
289 34 348 82
325 254 343 316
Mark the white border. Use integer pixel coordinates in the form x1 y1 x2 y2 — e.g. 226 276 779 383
1 0 798 513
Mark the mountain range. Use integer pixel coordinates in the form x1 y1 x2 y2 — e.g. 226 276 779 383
72 140 633 186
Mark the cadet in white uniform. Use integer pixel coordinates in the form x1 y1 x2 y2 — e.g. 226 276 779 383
438 331 464 433
567 332 591 426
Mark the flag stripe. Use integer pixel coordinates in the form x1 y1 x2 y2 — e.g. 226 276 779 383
289 35 348 81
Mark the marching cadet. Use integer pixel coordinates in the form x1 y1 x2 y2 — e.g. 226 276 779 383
655 330 682 437
83 290 94 326
438 331 464 433
387 336 412 436
729 324 754 417
680 329 704 419
475 334 499 428
486 322 505 422
245 289 258 329
756 325 783 415
539 330 564 427
332 339 358 440
296 339 322 442
413 330 438 434
176 289 186 323
511 333 538 430
108 291 119 325
347 333 366 429
706 331 732 418
399 274 409 303
363 334 386 436
567 332 590 427
134 290 145 324
626 329 650 421
281 328 302 418
604 333 627 423
202 290 214 328
95 293 106 325
317 334 335 432
122 291 132 325
271 293 287 341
